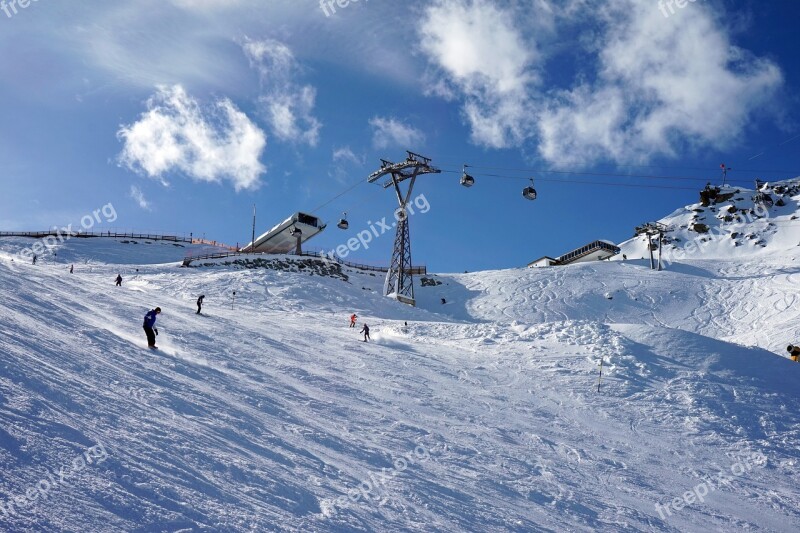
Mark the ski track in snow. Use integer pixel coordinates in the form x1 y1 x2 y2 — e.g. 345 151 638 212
0 237 799 531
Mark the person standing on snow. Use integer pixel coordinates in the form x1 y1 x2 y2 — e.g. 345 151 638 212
115 274 123 286
143 307 161 349
350 313 357 328
787 345 800 362
69 264 74 274
360 323 370 342
32 255 37 265
196 295 205 315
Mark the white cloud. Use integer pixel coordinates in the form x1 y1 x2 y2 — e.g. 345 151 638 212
243 39 322 146
129 185 152 210
419 0 539 148
536 0 783 166
369 117 426 150
329 146 364 184
170 0 245 11
332 146 362 165
117 85 267 191
0 1 422 106
418 0 784 166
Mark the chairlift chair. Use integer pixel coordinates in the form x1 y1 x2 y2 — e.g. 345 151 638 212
460 165 475 188
337 212 349 230
522 178 537 201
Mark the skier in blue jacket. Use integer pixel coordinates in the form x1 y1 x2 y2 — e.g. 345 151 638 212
143 307 161 349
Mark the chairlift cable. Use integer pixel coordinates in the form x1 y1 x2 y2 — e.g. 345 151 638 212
438 166 754 185
438 170 702 191
309 176 372 214
306 157 799 222
432 158 800 176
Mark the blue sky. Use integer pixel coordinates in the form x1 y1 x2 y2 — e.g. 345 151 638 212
0 0 798 272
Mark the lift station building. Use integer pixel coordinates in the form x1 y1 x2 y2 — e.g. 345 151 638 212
528 240 621 268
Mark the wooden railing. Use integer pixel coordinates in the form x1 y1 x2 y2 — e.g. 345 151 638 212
190 238 237 250
0 230 193 242
300 251 427 275
0 231 237 250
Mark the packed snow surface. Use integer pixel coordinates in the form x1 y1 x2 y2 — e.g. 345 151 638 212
0 225 799 531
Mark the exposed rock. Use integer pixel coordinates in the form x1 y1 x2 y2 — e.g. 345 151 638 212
716 192 735 203
193 257 349 281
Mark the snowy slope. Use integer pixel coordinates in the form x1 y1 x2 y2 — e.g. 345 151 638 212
0 235 799 532
0 236 228 267
415 255 800 355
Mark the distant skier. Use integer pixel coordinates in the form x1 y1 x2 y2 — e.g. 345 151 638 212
32 255 37 265
350 314 357 328
787 345 800 362
69 264 74 274
115 274 122 286
196 295 205 315
143 307 161 349
360 323 370 342
441 298 446 305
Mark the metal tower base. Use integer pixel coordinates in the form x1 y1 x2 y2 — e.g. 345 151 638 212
386 293 416 307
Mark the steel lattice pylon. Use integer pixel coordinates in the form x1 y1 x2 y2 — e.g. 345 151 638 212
385 211 413 302
367 152 440 306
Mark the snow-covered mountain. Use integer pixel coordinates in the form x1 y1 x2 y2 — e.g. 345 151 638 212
1 199 800 532
618 178 800 261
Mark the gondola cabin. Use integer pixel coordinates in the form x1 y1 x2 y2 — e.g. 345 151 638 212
522 186 537 200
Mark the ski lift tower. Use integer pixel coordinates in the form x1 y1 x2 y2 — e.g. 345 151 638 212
635 222 670 271
367 151 441 306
